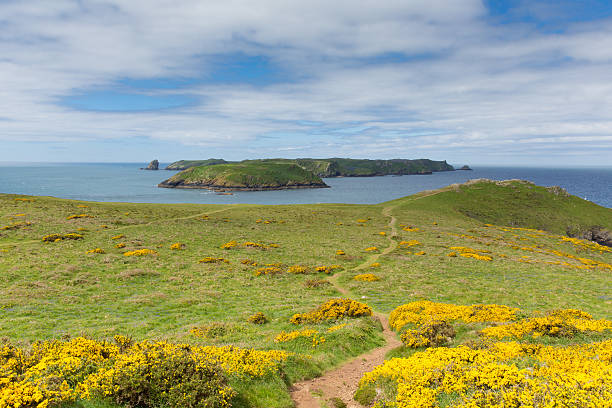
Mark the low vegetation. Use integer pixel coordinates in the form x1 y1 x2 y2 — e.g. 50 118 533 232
0 179 610 407
158 162 328 191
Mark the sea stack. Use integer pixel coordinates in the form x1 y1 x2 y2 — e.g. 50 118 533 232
458 165 472 170
142 160 159 170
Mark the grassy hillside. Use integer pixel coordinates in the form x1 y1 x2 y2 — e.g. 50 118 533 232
165 157 455 176
0 180 610 408
158 162 328 190
389 179 612 235
165 158 227 170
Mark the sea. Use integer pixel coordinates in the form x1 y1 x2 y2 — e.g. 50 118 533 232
0 163 611 208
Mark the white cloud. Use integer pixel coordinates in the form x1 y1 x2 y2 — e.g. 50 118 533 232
0 0 611 164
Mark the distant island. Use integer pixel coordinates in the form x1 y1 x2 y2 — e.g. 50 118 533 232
164 157 455 177
158 162 329 191
141 159 159 170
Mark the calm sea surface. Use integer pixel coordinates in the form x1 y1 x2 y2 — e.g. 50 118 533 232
0 163 610 208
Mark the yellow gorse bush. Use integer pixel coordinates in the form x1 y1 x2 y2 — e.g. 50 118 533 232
399 240 421 247
274 329 326 347
110 234 124 240
327 323 347 333
0 335 292 408
450 246 493 261
199 257 229 264
290 298 373 324
42 233 83 243
315 265 342 274
66 214 94 220
247 312 267 324
364 246 378 252
481 309 612 339
85 248 105 254
287 265 308 274
389 301 518 331
1 221 32 231
123 248 157 257
354 273 380 282
254 266 282 276
221 241 278 250
170 242 185 250
561 235 611 253
359 340 612 408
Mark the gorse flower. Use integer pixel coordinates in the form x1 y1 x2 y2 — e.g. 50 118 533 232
123 249 157 257
290 298 372 324
354 273 380 281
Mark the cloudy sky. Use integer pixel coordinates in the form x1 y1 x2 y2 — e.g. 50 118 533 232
2 0 612 166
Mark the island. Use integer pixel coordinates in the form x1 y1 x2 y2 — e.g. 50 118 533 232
458 165 472 170
158 162 329 191
164 157 455 176
141 159 159 170
165 158 227 170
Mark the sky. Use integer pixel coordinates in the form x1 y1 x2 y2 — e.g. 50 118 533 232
2 0 612 166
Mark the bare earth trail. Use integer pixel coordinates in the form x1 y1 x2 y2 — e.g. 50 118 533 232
290 205 403 408
290 190 444 407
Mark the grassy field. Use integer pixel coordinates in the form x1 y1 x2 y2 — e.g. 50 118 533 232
0 179 610 407
159 162 327 189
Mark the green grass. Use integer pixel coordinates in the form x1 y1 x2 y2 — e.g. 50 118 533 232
1 179 611 406
160 162 327 189
165 158 228 170
165 157 454 177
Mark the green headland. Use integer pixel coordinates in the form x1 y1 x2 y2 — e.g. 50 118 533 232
164 157 455 176
0 179 610 407
158 162 329 191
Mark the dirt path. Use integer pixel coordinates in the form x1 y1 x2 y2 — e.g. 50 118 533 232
290 205 402 408
290 313 401 408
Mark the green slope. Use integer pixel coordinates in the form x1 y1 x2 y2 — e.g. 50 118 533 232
164 158 227 170
165 157 455 176
159 162 328 190
388 179 612 235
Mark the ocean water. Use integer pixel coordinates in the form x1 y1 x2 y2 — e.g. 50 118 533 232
0 163 610 208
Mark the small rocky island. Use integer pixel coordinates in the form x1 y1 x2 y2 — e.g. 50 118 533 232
141 160 159 170
458 165 472 171
158 162 329 191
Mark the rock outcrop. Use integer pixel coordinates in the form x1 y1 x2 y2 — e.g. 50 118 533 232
142 160 159 170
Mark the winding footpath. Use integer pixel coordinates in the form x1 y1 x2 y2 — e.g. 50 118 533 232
290 205 403 408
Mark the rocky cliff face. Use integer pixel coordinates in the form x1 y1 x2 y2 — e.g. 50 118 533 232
142 160 159 170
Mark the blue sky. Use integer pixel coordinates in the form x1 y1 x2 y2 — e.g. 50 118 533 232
2 0 612 166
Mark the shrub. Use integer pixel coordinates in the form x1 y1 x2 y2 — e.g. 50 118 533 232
248 312 267 324
287 265 308 274
66 214 94 220
42 233 84 242
400 320 456 348
82 344 234 408
123 249 157 257
354 273 380 282
303 279 331 288
290 298 372 324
